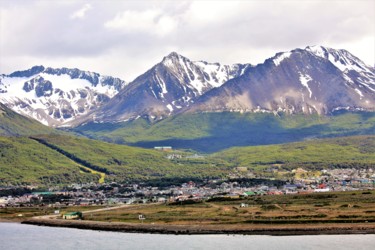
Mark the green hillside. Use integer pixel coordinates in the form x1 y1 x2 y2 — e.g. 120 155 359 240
0 135 230 186
72 111 375 153
0 136 99 185
215 135 375 176
33 135 230 181
1 134 374 186
0 103 56 136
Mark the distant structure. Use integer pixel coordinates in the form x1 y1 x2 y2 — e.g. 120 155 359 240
154 146 172 151
186 154 204 159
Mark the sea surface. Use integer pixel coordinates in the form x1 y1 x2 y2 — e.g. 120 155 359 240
1 222 374 250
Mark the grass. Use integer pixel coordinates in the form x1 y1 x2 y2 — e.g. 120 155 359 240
79 166 105 184
82 191 375 225
0 205 104 221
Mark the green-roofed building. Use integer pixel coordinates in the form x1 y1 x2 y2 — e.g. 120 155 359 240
243 191 256 196
63 211 83 220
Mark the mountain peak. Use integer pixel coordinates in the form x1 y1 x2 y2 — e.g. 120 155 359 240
165 51 181 58
1 66 126 127
161 51 189 67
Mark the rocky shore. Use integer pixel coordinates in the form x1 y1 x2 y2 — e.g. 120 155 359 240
22 219 375 235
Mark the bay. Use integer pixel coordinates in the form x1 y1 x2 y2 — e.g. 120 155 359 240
0 222 374 250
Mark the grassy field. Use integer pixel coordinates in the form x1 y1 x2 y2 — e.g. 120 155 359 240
81 191 375 225
0 205 105 221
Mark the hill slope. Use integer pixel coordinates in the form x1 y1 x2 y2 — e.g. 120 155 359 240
216 135 375 172
0 135 230 186
1 135 374 186
0 102 56 136
0 136 98 186
73 111 375 153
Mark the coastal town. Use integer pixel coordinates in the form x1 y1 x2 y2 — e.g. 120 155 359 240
1 167 374 208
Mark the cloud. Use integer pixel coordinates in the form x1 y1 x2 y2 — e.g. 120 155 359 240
105 9 177 36
70 3 92 19
0 0 374 81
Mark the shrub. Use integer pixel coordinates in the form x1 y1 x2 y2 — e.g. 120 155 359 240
261 204 280 210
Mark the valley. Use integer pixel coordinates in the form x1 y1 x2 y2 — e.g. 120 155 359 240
73 111 375 152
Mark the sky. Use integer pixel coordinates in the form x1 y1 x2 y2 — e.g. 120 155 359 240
0 0 374 81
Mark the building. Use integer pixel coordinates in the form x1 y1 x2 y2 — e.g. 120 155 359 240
63 211 83 220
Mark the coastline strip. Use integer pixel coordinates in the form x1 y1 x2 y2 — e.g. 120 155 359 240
22 219 375 236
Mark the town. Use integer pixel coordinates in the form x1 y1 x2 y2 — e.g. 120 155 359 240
1 168 374 208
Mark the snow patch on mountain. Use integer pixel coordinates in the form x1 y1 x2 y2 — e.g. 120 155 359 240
299 73 313 98
306 45 372 73
273 52 292 66
166 104 173 112
355 88 364 99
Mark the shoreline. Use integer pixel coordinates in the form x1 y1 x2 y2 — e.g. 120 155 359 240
22 219 375 236
0 218 22 224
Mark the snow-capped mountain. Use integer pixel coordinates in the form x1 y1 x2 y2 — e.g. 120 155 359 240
0 66 126 126
90 52 250 123
2 46 374 128
188 46 375 115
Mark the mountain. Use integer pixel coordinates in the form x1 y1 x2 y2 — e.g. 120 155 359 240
188 46 375 114
0 102 56 136
0 66 126 127
88 52 250 123
2 46 374 128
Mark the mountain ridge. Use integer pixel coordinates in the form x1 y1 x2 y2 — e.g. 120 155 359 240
0 66 127 127
186 45 374 115
1 45 374 128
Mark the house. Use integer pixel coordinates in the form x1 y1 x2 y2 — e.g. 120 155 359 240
243 191 256 196
314 187 330 192
63 211 83 220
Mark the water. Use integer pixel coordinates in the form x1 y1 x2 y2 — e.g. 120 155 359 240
0 222 374 250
